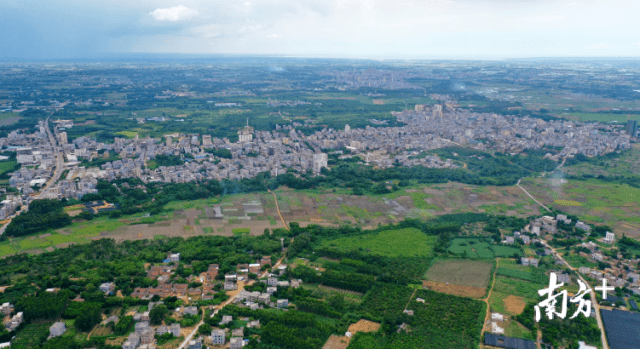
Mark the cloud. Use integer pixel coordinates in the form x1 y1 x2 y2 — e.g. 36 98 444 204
267 34 282 38
150 5 198 22
586 43 611 50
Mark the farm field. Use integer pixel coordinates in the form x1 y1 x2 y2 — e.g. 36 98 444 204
447 238 522 259
493 275 544 301
320 227 436 257
489 291 528 316
521 176 640 237
11 322 52 349
423 280 486 298
425 258 494 288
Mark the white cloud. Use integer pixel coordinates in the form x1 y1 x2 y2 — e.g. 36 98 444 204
150 5 198 22
267 34 282 38
586 43 611 50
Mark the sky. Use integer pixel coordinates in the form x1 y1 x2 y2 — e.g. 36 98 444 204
1 0 639 60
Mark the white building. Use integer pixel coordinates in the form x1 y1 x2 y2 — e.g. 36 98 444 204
169 253 180 262
603 232 615 244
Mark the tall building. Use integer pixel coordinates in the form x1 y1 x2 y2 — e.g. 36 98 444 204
202 135 212 147
313 153 328 173
166 136 172 147
238 127 253 143
344 124 351 134
58 132 67 144
626 120 638 137
432 104 444 118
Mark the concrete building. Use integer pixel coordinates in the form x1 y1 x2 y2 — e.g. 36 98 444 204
49 322 66 337
211 329 226 345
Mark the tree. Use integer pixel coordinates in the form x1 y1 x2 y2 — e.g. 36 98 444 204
198 323 212 336
75 303 101 332
149 305 169 325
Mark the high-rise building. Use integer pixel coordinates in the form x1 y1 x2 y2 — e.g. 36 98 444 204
626 120 638 137
432 104 444 118
166 136 172 147
58 132 67 144
313 153 328 173
344 124 351 134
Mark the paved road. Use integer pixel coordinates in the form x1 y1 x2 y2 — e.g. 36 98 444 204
0 112 61 237
36 113 65 199
540 241 609 349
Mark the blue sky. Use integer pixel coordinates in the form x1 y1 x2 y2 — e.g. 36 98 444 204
1 0 638 60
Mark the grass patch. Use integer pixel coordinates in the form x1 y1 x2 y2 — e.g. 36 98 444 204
232 228 250 236
493 276 544 300
320 227 435 257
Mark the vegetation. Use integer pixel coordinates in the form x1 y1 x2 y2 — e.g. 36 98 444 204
4 199 71 239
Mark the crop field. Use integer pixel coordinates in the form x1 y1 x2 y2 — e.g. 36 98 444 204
320 227 436 257
11 322 52 349
448 238 522 259
489 291 528 316
425 258 493 288
493 276 544 301
423 280 486 298
522 177 640 237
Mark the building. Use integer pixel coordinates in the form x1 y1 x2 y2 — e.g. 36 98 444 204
170 323 181 337
140 328 154 344
238 124 253 143
220 315 233 325
484 333 536 349
0 303 12 316
188 339 202 349
100 282 115 294
277 299 289 308
603 232 615 244
626 120 638 137
575 221 591 232
169 253 180 262
211 329 226 345
578 341 597 349
230 337 244 349
521 257 539 267
432 104 444 118
49 322 66 337
183 306 198 316
312 153 328 173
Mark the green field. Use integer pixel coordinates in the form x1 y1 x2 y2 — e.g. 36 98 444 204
11 322 52 349
425 258 494 288
232 227 251 236
448 238 522 259
320 227 436 257
493 275 544 300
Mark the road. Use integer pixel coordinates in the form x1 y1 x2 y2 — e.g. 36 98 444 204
177 255 287 349
0 112 62 237
516 177 552 213
479 259 500 344
539 241 609 349
36 113 65 199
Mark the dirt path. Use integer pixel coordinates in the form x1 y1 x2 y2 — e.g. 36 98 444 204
403 289 417 312
480 258 500 343
516 178 552 212
269 189 289 231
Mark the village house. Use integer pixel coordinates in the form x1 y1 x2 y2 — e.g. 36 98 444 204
212 329 226 344
230 337 244 349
